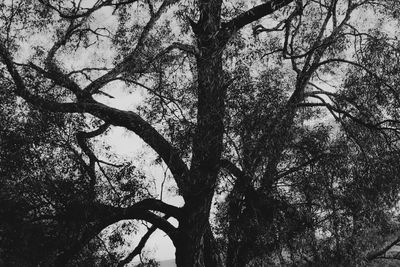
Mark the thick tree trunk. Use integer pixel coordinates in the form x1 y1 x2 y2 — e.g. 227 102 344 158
174 200 221 267
173 47 223 266
174 1 226 265
175 235 205 266
175 219 223 267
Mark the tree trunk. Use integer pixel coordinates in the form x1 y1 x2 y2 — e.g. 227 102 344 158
174 1 226 265
174 201 221 267
175 235 206 267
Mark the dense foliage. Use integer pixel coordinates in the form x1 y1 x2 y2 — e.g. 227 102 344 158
2 0 400 266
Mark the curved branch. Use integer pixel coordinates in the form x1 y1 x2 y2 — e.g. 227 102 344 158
87 103 189 193
129 199 183 220
55 200 179 266
92 200 180 240
70 199 181 242
0 41 189 195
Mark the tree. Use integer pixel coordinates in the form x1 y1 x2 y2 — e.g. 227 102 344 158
2 0 400 266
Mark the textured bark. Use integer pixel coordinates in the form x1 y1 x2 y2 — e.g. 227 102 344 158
174 1 225 265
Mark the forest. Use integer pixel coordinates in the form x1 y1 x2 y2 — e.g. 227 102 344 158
2 0 400 266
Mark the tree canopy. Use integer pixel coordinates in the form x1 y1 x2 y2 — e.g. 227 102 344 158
2 0 400 266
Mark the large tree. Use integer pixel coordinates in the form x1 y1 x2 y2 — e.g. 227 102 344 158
2 0 400 266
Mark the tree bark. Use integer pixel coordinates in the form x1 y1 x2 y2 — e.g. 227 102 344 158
174 43 225 267
174 1 226 265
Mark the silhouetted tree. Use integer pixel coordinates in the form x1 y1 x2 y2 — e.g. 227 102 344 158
2 1 400 266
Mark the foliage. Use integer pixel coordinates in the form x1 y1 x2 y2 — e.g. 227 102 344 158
2 0 400 266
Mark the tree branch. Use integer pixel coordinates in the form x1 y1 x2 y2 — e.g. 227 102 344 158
76 123 111 196
83 0 179 96
366 236 400 261
220 159 245 181
118 215 170 267
276 153 326 179
38 0 140 19
55 200 179 266
0 41 189 196
26 62 83 97
220 0 294 42
92 201 180 239
297 101 377 130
